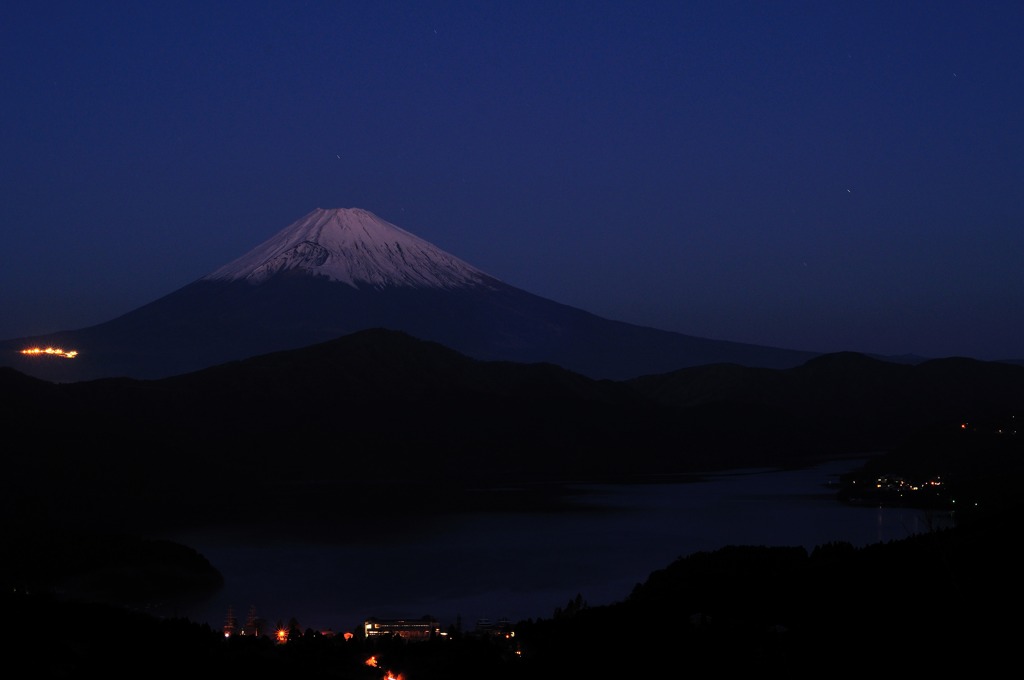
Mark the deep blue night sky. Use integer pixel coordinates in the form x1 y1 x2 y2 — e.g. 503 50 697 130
3 1 1022 360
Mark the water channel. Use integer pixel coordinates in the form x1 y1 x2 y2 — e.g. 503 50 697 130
155 458 954 634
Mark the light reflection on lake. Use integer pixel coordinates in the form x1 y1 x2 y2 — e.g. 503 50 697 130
155 459 954 634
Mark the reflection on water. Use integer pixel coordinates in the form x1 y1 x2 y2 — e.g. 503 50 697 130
155 459 954 634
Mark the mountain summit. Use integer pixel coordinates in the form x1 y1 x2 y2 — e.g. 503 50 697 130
1 207 819 382
205 208 495 290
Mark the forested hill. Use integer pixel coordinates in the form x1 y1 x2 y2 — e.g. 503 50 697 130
4 329 1024 534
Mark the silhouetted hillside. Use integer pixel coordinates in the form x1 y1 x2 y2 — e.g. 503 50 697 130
628 351 1024 457
513 502 1023 676
4 329 1024 537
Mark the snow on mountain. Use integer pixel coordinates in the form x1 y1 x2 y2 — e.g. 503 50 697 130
204 208 498 290
0 206 823 383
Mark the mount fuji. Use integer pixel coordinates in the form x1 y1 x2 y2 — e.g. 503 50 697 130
1 207 818 382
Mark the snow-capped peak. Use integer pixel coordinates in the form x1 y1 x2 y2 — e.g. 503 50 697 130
203 208 497 289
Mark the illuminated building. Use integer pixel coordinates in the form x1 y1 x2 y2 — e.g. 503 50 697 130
363 616 441 640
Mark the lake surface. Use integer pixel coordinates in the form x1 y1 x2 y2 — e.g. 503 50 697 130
154 459 954 634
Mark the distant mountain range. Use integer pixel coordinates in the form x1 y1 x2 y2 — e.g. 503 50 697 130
4 327 1022 535
0 207 822 383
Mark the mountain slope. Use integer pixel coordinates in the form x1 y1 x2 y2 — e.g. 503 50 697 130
1 329 683 532
0 208 818 383
204 207 494 288
628 351 1024 455
4 328 1023 536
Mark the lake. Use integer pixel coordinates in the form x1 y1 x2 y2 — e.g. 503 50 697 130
154 458 954 635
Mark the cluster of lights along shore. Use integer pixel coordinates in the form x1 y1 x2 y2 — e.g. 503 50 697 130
20 346 77 359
